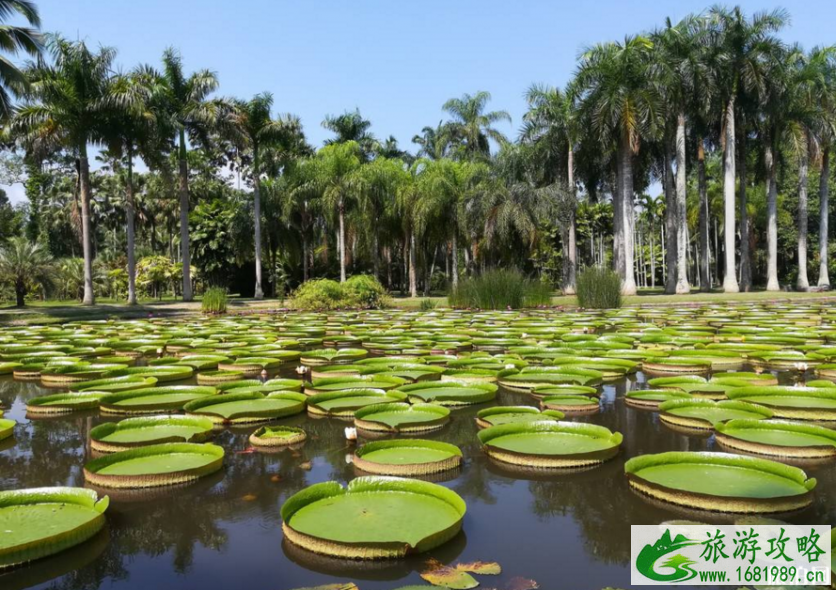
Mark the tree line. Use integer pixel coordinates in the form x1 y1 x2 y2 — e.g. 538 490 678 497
0 1 834 305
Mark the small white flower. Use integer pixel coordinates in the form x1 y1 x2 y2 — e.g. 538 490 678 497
295 365 309 375
345 453 353 464
504 363 516 370
344 427 357 441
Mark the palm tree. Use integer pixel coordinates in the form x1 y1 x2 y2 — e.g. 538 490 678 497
521 83 577 293
708 6 789 292
222 92 301 299
358 157 409 280
573 35 661 295
322 109 375 159
106 68 167 305
0 0 42 120
442 91 510 160
0 236 52 306
157 47 220 301
412 121 452 160
13 36 116 305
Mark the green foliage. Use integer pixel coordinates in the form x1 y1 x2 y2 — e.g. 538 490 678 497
447 269 552 309
0 238 54 307
201 287 228 314
292 275 388 310
576 266 622 309
136 256 177 299
419 298 438 311
190 197 249 288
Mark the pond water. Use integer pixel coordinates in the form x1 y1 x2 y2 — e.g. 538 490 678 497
1 362 833 590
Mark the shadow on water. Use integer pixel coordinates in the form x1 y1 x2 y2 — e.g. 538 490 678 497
1 366 834 590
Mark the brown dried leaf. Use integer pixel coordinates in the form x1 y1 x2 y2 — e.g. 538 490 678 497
505 577 539 590
299 461 312 470
270 475 282 483
288 584 359 590
241 494 257 502
420 563 478 589
456 561 501 575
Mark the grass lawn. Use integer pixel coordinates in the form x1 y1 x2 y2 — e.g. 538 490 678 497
1 288 833 325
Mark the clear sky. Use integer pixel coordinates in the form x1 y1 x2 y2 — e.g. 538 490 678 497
4 0 836 203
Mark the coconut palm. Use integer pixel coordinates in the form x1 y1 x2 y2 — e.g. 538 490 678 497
521 83 577 293
157 47 220 301
0 0 42 120
221 93 302 298
105 68 167 305
708 6 789 292
322 109 375 159
13 36 116 305
412 121 453 161
357 157 409 280
0 236 52 306
573 35 661 295
442 91 511 160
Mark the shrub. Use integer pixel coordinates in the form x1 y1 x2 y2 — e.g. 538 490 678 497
291 275 389 310
447 269 553 309
202 287 228 314
419 298 438 311
576 266 622 309
343 275 389 308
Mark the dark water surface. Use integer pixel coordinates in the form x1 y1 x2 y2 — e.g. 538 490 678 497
1 369 833 590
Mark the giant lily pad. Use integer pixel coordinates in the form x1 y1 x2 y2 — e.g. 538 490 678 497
624 389 693 409
99 386 218 415
84 442 224 489
478 421 622 468
70 375 159 393
300 348 368 366
281 476 466 559
715 419 836 459
183 391 306 424
249 425 307 447
475 406 564 428
658 399 773 431
306 389 407 418
0 487 109 569
0 412 14 441
90 415 215 453
304 375 407 395
497 367 604 390
353 439 463 476
540 395 600 414
725 386 836 420
26 392 107 415
396 382 497 406
354 402 450 433
625 451 816 513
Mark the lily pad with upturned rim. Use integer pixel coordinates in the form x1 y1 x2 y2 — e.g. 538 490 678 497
529 384 600 399
624 389 693 410
658 399 773 431
353 439 463 476
183 391 306 424
70 375 159 393
354 402 450 433
99 386 218 415
475 406 564 428
89 415 215 453
83 442 224 489
396 381 497 406
725 386 836 420
281 476 466 559
304 375 407 395
0 487 109 569
540 395 600 414
478 421 622 468
0 412 14 441
625 451 816 513
26 392 108 415
715 419 836 459
306 389 407 418
249 425 307 447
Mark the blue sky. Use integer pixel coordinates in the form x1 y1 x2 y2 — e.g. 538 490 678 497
5 0 836 203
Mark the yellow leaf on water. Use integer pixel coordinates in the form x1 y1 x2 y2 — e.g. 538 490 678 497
420 563 479 589
456 561 501 575
241 494 257 501
505 577 539 590
299 461 312 470
288 584 359 590
270 475 282 483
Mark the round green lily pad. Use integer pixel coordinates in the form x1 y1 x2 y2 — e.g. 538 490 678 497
183 391 306 424
625 451 817 513
624 389 693 409
0 413 14 441
26 392 107 415
354 402 450 433
304 375 407 395
725 386 836 420
353 439 463 476
0 487 109 569
659 399 773 431
395 382 497 406
99 386 218 415
70 375 159 393
530 384 600 399
306 389 407 418
540 395 600 414
84 442 225 489
90 415 215 453
715 419 836 459
478 421 622 468
249 425 307 447
281 476 466 559
475 406 564 428
196 369 244 384
497 367 604 390
300 348 369 365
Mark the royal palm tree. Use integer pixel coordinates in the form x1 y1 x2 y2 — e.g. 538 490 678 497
412 121 452 160
442 91 510 160
0 236 52 306
0 0 42 120
322 108 375 159
358 156 409 280
708 6 789 292
14 36 115 305
573 35 661 295
157 47 220 301
521 83 577 293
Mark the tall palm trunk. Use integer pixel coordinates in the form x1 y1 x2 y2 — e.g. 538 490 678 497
722 97 739 292
126 150 137 305
649 217 655 288
819 145 831 287
178 129 193 301
252 148 264 299
675 113 690 294
739 129 751 290
338 198 346 283
697 137 710 291
372 222 380 280
564 144 577 294
664 140 677 294
619 131 637 295
765 138 780 291
451 231 459 289
408 230 417 297
796 132 810 290
79 145 95 306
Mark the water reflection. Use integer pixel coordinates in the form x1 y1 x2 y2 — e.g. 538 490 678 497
0 366 833 590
